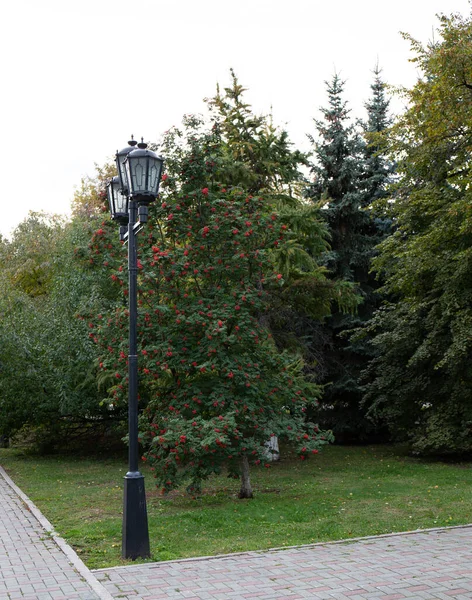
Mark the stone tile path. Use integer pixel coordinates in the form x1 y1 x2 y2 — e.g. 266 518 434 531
95 527 472 599
2 463 472 600
0 466 113 600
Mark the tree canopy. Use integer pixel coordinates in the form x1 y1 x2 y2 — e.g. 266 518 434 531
361 13 472 454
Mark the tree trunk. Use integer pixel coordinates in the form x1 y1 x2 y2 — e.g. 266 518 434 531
239 454 253 499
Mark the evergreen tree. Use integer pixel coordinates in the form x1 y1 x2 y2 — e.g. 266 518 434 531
207 70 308 200
307 75 366 278
363 65 394 209
307 72 392 441
208 72 358 365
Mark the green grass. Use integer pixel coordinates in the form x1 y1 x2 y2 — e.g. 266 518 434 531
1 444 472 569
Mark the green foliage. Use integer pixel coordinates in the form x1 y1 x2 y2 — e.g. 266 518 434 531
0 214 123 447
0 212 67 297
139 183 332 493
71 162 115 219
362 14 472 455
207 70 309 198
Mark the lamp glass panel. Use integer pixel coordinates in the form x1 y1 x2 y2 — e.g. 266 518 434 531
107 181 115 217
148 157 163 195
116 153 129 193
126 150 164 199
128 156 147 193
114 182 128 214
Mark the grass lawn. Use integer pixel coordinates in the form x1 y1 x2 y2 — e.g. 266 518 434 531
1 444 472 569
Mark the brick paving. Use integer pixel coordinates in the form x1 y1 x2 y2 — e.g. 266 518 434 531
95 528 472 599
2 464 472 600
0 466 113 600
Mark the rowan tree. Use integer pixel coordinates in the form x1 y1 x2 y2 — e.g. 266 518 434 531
89 114 334 497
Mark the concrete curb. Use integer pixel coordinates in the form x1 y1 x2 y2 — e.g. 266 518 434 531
0 465 115 600
93 521 472 573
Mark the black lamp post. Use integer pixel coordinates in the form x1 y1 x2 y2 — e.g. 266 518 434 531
107 136 164 560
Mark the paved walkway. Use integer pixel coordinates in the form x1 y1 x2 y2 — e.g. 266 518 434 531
95 528 472 599
2 465 472 600
0 466 113 600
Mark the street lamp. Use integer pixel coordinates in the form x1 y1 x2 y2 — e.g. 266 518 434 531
107 136 164 560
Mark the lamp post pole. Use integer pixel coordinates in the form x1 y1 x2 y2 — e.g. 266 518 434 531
107 137 164 560
122 196 150 560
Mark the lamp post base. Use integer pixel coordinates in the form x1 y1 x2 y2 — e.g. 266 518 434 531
122 471 151 560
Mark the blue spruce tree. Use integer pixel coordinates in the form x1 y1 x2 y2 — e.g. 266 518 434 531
307 71 393 442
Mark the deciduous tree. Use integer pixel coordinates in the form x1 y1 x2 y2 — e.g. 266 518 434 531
0 214 122 448
90 115 334 496
361 14 472 454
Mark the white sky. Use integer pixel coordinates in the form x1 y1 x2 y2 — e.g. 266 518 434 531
1 0 470 238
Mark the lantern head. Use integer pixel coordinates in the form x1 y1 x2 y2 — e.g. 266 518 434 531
124 140 164 205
